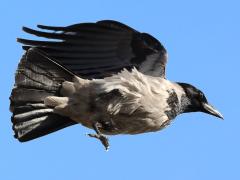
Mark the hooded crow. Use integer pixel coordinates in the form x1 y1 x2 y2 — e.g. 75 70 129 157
10 20 223 150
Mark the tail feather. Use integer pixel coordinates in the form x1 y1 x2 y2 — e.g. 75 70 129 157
10 48 77 142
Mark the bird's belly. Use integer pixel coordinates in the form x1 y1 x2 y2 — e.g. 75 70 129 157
69 108 171 136
100 113 170 135
69 104 171 135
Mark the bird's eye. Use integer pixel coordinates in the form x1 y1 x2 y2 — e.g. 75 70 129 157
199 92 206 101
199 92 204 98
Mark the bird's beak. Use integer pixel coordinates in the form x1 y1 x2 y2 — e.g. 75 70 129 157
202 103 224 119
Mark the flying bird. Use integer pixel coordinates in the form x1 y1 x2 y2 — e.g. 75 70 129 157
10 20 223 150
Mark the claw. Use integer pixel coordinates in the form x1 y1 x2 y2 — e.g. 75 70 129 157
87 121 111 150
88 133 110 150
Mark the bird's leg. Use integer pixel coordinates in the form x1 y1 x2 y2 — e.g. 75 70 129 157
88 122 110 151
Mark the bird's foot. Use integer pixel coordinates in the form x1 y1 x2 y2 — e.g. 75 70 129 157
88 133 109 151
87 122 110 151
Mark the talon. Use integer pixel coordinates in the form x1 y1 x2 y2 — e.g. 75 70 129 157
99 135 109 150
87 133 100 139
87 122 110 150
88 133 109 150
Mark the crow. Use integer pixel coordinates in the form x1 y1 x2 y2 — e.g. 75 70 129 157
10 20 223 150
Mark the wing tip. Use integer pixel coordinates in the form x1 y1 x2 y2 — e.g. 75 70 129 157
37 24 64 31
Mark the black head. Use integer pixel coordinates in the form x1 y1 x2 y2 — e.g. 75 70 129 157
178 83 223 119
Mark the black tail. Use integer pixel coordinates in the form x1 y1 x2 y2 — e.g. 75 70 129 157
10 48 77 142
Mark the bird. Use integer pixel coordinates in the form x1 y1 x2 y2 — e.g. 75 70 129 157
10 20 223 150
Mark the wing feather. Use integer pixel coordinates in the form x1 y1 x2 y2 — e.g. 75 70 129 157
18 20 168 78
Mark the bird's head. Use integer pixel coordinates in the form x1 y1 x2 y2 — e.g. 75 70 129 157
178 83 224 119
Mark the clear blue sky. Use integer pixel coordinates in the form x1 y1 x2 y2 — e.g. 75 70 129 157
1 0 239 179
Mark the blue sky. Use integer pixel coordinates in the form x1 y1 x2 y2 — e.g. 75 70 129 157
1 0 239 179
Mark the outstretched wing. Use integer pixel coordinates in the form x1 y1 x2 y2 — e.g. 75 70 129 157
17 20 168 79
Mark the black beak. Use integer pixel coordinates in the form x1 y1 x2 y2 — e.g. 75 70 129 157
202 103 224 119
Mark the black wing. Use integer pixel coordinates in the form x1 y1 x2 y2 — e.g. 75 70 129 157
17 20 168 79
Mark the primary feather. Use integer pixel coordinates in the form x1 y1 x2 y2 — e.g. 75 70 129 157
17 20 167 79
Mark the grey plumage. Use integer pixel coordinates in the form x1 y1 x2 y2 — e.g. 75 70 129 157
46 68 183 135
10 20 223 149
